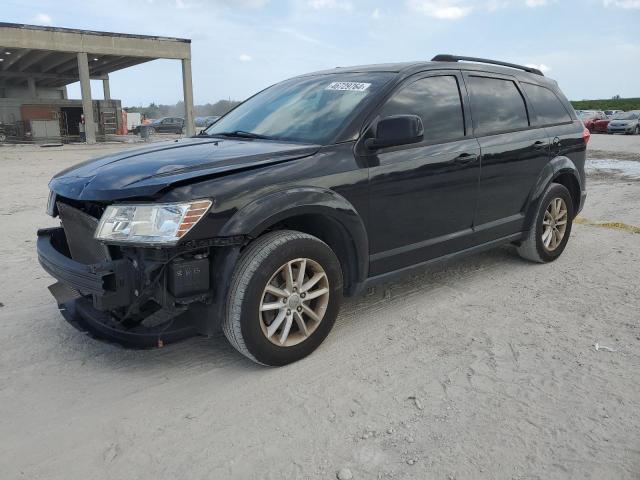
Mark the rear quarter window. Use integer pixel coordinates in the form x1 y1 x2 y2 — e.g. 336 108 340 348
467 76 529 135
522 83 572 125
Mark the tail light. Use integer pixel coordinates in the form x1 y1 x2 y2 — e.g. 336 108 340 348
582 127 590 145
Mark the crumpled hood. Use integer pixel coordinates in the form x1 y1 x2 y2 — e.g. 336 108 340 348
50 137 319 201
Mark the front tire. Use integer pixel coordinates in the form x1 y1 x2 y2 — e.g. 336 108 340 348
517 183 574 263
223 230 343 366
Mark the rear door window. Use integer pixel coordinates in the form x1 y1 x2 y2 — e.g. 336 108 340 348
379 75 465 144
467 76 529 135
522 83 572 125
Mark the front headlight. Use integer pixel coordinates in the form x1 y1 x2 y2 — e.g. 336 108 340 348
95 200 212 245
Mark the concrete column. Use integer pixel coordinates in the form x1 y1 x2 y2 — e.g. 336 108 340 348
102 75 111 101
77 52 96 144
181 58 195 136
27 77 37 98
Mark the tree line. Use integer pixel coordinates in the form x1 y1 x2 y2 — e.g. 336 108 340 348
125 99 241 119
570 97 640 111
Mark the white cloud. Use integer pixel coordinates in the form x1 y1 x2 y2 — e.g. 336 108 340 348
407 0 472 19
236 0 269 8
409 0 555 18
372 7 381 19
32 13 52 25
276 27 328 47
238 53 253 62
308 0 353 11
485 0 510 9
526 63 551 73
230 0 270 7
603 0 640 7
487 0 552 9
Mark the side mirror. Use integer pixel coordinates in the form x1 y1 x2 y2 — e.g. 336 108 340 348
365 115 424 150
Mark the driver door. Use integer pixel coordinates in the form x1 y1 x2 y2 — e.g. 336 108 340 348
159 118 172 133
363 72 481 276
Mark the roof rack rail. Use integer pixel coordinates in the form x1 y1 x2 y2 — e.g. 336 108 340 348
431 54 544 76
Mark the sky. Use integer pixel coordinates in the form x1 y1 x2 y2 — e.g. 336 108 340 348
3 0 639 105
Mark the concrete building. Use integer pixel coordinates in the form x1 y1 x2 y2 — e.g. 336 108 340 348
0 23 193 143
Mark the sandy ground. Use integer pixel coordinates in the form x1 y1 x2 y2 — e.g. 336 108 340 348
0 139 638 480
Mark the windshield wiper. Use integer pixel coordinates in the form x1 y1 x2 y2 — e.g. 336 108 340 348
214 130 273 140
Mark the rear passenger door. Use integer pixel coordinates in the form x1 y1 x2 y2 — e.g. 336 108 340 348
464 73 549 242
365 72 481 276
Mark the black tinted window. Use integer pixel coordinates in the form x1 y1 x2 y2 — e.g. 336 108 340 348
467 76 529 134
523 83 571 125
380 75 465 144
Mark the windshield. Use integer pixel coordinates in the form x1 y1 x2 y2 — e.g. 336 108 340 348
204 72 395 144
613 112 638 120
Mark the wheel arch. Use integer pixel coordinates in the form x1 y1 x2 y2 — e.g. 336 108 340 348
218 187 369 296
525 156 582 227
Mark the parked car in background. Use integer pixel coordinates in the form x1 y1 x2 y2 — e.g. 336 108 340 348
578 110 607 132
133 117 185 134
204 116 220 127
607 111 640 135
592 116 611 134
0 122 17 143
604 110 624 117
195 116 220 128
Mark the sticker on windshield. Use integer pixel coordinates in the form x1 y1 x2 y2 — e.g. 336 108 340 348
326 82 371 92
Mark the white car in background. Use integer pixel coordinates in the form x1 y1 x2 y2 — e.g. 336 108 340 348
607 111 640 135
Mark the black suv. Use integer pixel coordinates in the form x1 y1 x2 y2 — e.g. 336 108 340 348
37 55 588 366
133 117 185 135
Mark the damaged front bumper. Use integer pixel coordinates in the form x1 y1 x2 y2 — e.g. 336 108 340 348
37 227 203 348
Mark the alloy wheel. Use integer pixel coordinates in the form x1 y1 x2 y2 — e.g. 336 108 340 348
259 258 330 347
542 197 568 251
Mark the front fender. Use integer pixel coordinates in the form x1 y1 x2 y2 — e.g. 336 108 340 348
219 186 369 289
525 155 582 225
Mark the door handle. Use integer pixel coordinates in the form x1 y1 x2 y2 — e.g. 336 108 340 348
533 140 547 150
453 153 477 164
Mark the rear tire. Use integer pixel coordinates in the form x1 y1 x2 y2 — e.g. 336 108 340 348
517 183 574 263
223 230 343 366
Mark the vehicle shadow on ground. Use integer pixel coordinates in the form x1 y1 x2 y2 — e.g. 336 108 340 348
57 245 526 374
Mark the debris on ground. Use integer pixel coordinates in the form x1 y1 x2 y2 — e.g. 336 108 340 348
408 395 424 410
337 467 353 480
594 342 617 352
